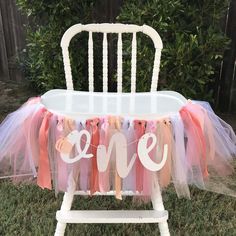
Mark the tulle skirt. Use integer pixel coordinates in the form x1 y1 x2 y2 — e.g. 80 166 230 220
0 97 235 200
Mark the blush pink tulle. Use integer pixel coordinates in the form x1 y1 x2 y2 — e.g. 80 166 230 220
0 98 235 200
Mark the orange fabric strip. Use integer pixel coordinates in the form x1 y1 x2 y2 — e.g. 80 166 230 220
107 116 122 199
134 120 146 193
158 119 172 188
37 111 53 189
87 118 100 194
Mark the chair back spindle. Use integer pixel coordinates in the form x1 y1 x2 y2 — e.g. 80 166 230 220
60 23 163 92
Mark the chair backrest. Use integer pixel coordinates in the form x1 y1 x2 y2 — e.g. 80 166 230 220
60 23 163 93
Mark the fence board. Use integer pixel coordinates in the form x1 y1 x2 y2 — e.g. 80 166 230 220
0 0 235 113
0 0 27 81
93 0 123 91
215 0 236 113
0 5 10 80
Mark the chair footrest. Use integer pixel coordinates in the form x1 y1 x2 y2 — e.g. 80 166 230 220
56 210 168 224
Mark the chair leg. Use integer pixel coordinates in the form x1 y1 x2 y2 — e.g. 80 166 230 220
54 171 77 236
151 180 170 236
54 191 75 236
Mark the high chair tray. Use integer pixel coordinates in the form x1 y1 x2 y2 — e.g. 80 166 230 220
41 89 187 119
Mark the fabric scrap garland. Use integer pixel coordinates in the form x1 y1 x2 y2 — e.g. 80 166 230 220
0 97 235 200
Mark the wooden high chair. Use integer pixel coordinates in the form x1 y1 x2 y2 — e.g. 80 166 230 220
52 23 187 236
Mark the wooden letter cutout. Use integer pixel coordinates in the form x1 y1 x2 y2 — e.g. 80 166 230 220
97 132 136 178
137 133 168 171
58 130 93 163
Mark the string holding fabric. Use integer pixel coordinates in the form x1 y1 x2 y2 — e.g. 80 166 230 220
80 137 140 149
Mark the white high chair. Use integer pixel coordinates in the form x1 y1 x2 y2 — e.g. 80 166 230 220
44 23 188 236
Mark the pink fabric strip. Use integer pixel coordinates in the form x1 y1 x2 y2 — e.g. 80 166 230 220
99 117 110 192
108 116 122 200
57 118 74 192
115 117 122 200
79 121 89 191
180 103 208 178
143 120 156 198
29 107 46 167
194 104 216 161
122 119 136 192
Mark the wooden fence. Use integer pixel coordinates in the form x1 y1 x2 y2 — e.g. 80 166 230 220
215 0 236 113
0 0 27 81
0 0 235 113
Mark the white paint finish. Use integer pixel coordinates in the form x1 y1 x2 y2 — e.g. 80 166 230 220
54 172 76 236
41 90 187 119
151 50 162 92
61 24 162 48
61 48 73 90
60 23 163 92
88 31 94 92
56 210 168 224
151 179 170 236
55 23 170 236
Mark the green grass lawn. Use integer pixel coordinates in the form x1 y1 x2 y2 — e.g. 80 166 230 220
0 180 235 235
